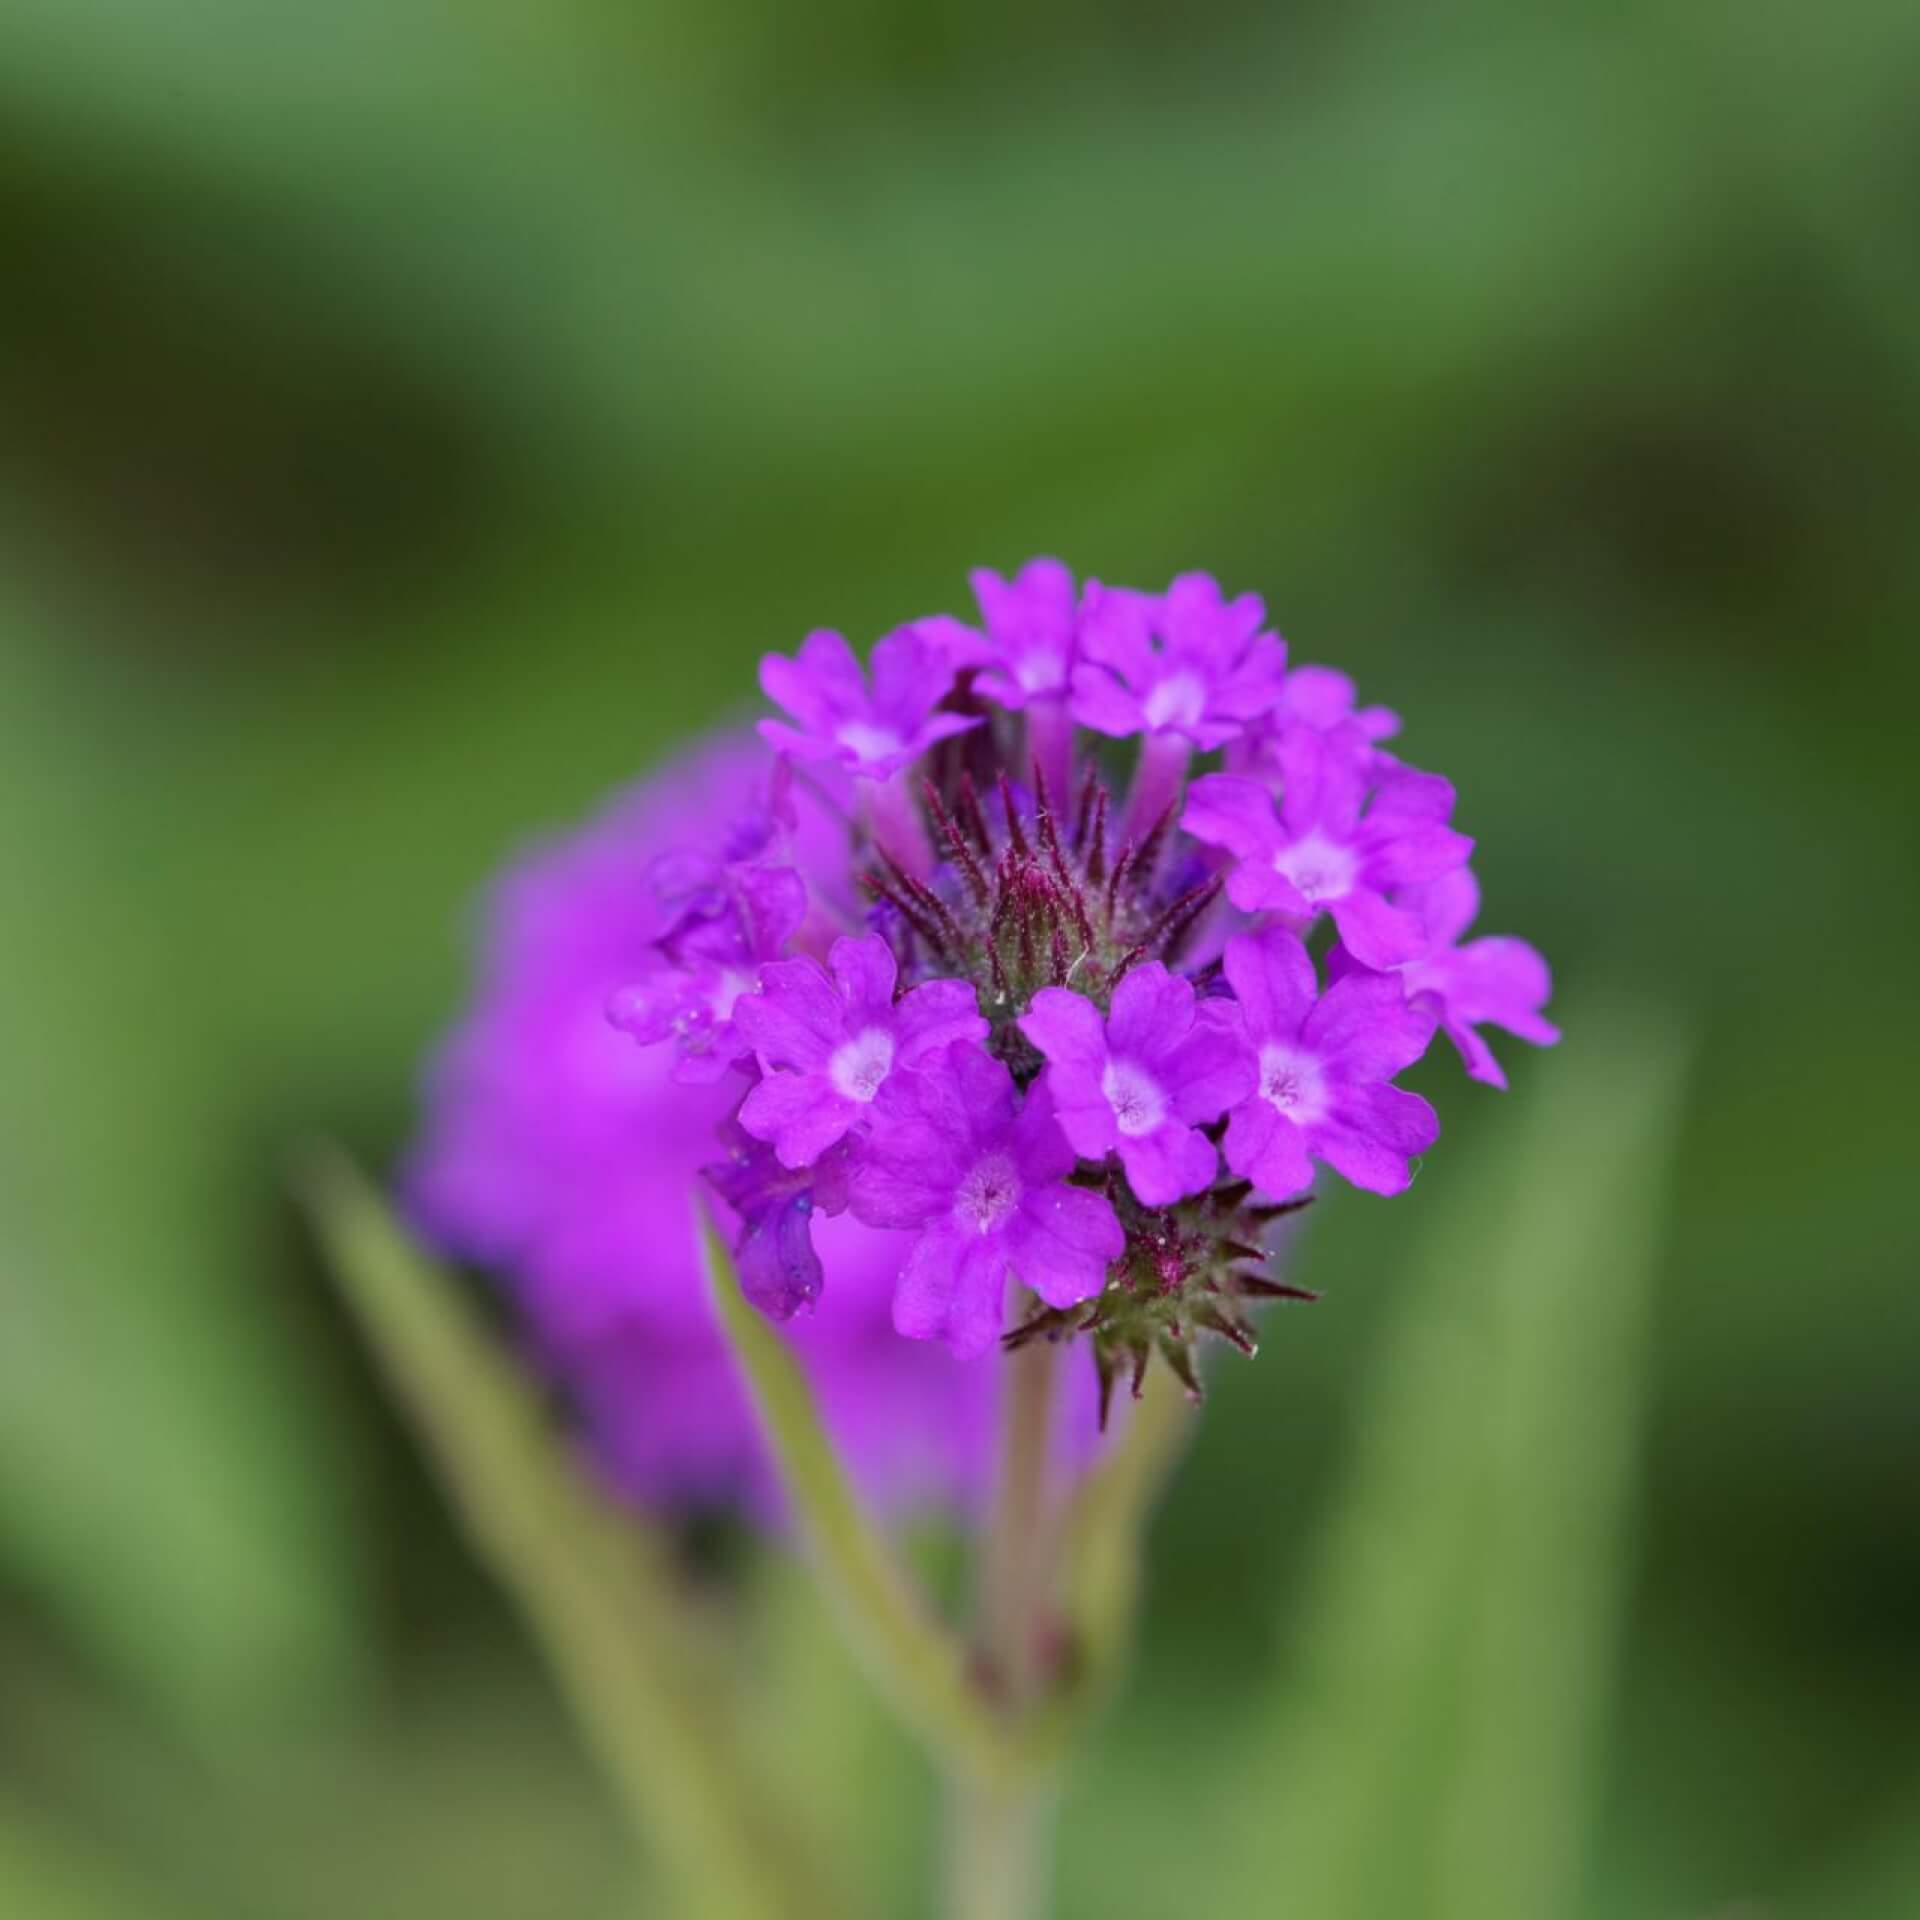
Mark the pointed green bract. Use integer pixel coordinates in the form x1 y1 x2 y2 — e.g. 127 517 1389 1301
296 1145 831 1920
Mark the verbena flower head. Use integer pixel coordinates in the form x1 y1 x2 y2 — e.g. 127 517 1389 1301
418 562 1557 1455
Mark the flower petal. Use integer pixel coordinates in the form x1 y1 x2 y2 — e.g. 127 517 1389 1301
1328 887 1430 970
1224 1096 1315 1200
1223 927 1318 1046
1301 967 1437 1083
1118 1121 1218 1207
1006 1185 1123 1309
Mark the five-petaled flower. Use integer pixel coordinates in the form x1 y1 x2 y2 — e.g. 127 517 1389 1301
1071 572 1288 748
1221 927 1440 1200
735 933 988 1168
850 1042 1125 1359
1183 727 1474 969
759 625 980 780
1019 964 1256 1207
940 555 1084 709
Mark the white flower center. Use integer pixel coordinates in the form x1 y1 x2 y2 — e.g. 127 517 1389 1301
835 720 904 764
827 1026 896 1103
1015 648 1066 694
1143 670 1207 730
1100 1059 1167 1138
956 1151 1022 1234
1258 1043 1328 1126
710 969 755 1021
1272 829 1358 904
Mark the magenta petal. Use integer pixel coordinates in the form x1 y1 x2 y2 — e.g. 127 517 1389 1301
1302 968 1436 1082
1312 1084 1439 1194
1224 862 1310 915
1006 1186 1123 1309
1401 867 1482 948
1365 820 1476 890
756 717 836 763
869 624 958 724
1182 773 1282 861
1164 999 1256 1124
1118 1122 1217 1207
1007 1074 1078 1185
828 933 897 1016
1225 1098 1315 1200
738 1072 856 1169
1018 987 1110 1078
1441 1013 1510 1089
734 958 842 1069
1329 887 1431 969
1107 963 1194 1061
1442 936 1559 1045
1223 928 1317 1046
1277 726 1367 837
893 978 990 1066
893 1228 1008 1360
1069 663 1148 738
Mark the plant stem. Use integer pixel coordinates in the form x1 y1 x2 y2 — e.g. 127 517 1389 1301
946 1328 1062 1920
981 1331 1061 1699
946 1775 1055 1920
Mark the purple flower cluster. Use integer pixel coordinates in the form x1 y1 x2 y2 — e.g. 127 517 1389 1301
408 561 1556 1502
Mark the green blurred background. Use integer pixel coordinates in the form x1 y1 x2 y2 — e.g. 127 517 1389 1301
3 1 1917 1914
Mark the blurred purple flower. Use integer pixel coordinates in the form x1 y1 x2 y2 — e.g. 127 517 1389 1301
605 856 806 1083
403 735 1067 1517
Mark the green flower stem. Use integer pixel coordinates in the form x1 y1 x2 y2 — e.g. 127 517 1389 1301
700 1208 1012 1781
946 1774 1055 1920
980 1330 1062 1703
946 1330 1065 1920
705 1213 1197 1920
298 1147 833 1920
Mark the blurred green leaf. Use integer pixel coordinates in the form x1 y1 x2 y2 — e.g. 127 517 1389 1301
0 633 363 1740
1227 1002 1689 1919
700 1207 1014 1783
0 1796 193 1920
297 1145 833 1920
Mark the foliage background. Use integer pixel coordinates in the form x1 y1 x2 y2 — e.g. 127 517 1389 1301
2 2 1916 1913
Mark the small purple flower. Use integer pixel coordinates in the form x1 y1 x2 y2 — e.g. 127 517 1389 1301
735 933 988 1169
1393 869 1559 1089
946 555 1083 709
606 857 806 1082
1221 927 1439 1200
1070 572 1287 749
1018 964 1255 1207
1183 728 1474 969
850 1043 1124 1359
760 625 980 780
702 1119 825 1319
